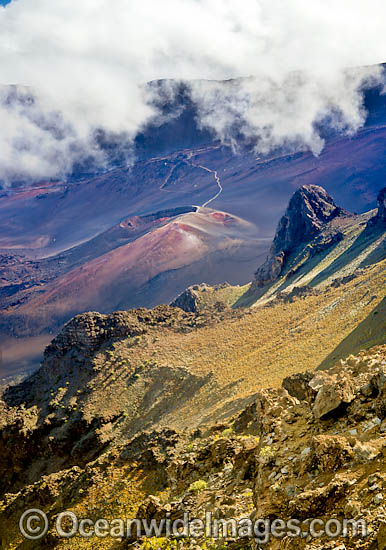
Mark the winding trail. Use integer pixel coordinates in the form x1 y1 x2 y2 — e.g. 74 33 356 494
159 163 178 191
158 148 223 208
185 152 223 209
200 167 223 208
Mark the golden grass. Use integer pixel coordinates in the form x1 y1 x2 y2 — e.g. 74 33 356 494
116 260 386 398
3 260 386 550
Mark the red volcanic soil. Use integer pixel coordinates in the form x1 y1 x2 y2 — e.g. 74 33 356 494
2 93 386 374
0 181 65 203
0 153 219 255
209 211 236 224
0 208 261 341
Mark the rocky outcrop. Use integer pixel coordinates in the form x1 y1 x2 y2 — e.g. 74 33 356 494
275 285 320 303
171 282 237 313
254 184 346 286
305 434 355 472
171 286 200 312
272 184 344 252
282 370 314 401
4 305 196 408
254 251 285 288
367 186 386 228
311 372 355 419
3 332 386 548
43 304 197 366
372 186 386 225
379 187 386 220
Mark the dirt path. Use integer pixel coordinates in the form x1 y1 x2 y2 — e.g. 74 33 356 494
159 163 178 191
158 148 223 208
185 152 223 209
200 167 223 207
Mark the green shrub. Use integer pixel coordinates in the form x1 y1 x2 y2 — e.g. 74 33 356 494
259 446 275 460
188 479 207 493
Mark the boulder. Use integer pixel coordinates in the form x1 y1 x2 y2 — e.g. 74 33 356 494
311 373 355 419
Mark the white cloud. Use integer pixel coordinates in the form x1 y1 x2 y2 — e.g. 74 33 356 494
189 67 383 156
0 0 385 181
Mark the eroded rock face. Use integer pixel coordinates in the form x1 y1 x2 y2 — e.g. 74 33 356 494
282 370 314 401
170 282 235 314
368 186 386 227
376 187 386 223
305 435 354 472
254 184 345 287
171 286 200 313
272 185 343 254
254 251 285 288
45 305 190 359
311 373 356 419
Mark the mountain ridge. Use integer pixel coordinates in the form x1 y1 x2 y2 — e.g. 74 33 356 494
3 76 386 375
254 184 349 288
1 181 386 548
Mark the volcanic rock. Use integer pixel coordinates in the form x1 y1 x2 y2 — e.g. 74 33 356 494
375 186 386 224
254 184 345 286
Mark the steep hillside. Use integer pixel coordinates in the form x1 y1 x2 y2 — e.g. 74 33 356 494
240 185 386 307
2 72 386 375
4 183 383 392
1 183 386 549
2 314 386 548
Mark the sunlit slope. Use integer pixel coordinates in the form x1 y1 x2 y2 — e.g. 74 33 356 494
108 260 386 402
238 208 386 309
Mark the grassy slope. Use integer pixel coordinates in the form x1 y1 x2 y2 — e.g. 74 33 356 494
236 211 386 307
318 293 386 369
103 260 386 421
3 258 386 549
2 223 386 550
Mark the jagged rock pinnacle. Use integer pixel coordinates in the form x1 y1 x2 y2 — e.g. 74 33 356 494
254 184 345 287
376 187 386 223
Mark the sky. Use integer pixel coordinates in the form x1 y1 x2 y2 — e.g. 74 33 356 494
0 0 386 182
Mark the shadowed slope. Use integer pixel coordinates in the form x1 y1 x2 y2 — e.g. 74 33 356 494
318 295 386 370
